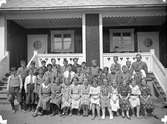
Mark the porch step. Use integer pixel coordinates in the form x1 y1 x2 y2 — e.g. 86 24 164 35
0 99 9 104
148 73 167 102
0 73 9 105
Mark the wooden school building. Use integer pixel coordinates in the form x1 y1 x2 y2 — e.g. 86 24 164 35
0 0 167 97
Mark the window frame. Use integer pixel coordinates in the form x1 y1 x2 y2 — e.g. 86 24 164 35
109 29 134 52
51 30 74 53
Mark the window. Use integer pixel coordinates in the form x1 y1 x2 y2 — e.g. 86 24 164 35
51 30 74 53
109 29 134 52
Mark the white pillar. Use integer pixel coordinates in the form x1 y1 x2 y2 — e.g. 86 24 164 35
0 15 6 59
82 14 86 62
99 14 103 68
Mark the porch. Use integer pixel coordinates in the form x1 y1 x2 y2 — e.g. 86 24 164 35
0 6 167 99
0 7 166 68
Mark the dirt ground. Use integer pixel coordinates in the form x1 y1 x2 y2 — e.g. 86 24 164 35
0 104 164 124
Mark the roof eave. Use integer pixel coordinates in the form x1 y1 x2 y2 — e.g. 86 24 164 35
0 4 167 11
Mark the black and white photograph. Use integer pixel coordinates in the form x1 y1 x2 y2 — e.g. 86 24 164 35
0 0 167 124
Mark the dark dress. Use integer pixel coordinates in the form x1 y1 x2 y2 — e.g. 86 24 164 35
37 83 51 110
140 85 153 109
50 83 62 108
118 84 131 111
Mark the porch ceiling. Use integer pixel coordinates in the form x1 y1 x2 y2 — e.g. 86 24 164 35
13 15 166 29
13 18 82 29
103 16 166 26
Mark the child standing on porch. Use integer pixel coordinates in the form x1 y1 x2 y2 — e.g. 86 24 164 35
81 62 89 78
89 76 101 120
61 58 69 74
97 68 103 86
108 64 117 86
40 60 47 73
102 67 110 81
126 60 132 73
121 65 131 85
112 56 121 74
29 61 38 76
24 69 36 112
7 67 23 113
72 58 80 73
75 66 84 85
44 64 54 84
89 59 100 79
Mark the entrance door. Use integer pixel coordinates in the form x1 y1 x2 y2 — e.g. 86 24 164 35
27 34 48 61
137 32 159 58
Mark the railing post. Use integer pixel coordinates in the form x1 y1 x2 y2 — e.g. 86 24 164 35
34 50 38 56
150 49 155 55
150 49 155 72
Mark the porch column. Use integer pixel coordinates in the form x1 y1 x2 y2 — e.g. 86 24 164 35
85 14 100 66
0 15 6 59
99 14 103 68
82 14 86 62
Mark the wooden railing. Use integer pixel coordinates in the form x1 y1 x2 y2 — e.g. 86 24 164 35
0 51 9 79
102 52 152 72
27 51 86 68
27 51 38 68
37 53 86 67
151 50 167 97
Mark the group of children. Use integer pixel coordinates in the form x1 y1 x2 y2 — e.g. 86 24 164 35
6 54 153 120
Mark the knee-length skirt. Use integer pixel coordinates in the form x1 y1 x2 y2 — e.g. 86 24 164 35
101 96 110 108
110 95 120 111
129 96 140 108
37 95 50 110
119 98 130 111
